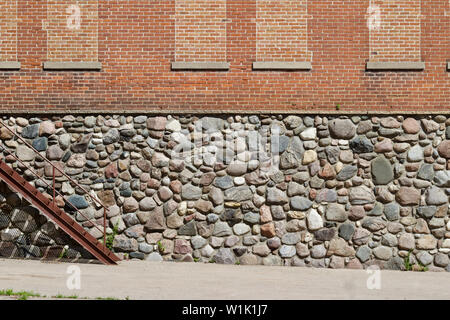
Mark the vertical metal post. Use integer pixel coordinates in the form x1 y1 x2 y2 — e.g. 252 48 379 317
103 207 107 251
52 166 56 206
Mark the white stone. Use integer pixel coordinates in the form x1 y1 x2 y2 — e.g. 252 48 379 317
442 239 450 248
166 119 181 132
233 177 245 186
201 244 215 257
300 128 316 140
307 209 323 231
233 223 251 235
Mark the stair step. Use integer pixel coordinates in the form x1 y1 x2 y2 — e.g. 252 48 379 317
0 159 119 265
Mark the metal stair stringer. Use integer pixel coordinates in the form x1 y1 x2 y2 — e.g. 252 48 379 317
0 159 120 265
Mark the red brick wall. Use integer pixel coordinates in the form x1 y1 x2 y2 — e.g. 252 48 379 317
175 0 227 62
256 0 311 62
369 0 421 62
46 0 98 62
0 0 17 62
0 0 448 112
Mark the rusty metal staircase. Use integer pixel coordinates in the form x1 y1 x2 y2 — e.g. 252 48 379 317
0 120 120 265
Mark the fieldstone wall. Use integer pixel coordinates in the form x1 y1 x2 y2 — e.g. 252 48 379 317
0 181 94 261
0 114 449 271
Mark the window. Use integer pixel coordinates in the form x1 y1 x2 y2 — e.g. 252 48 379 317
253 0 312 71
367 0 424 71
0 0 20 70
44 0 101 71
172 0 229 71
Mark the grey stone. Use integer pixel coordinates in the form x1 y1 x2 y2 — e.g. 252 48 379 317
326 203 347 222
178 221 197 236
181 184 202 200
144 207 166 231
279 245 296 258
416 206 437 219
314 228 336 241
281 233 301 245
381 233 398 247
199 117 224 132
407 145 424 162
113 235 138 252
266 188 288 205
338 223 355 241
350 136 374 153
325 146 340 164
384 203 400 221
311 245 327 259
213 248 235 264
213 222 233 237
209 187 224 205
371 156 393 185
315 189 337 203
362 217 387 232
384 257 405 271
191 235 208 249
352 228 372 245
417 164 435 181
225 186 253 202
434 253 449 267
349 186 375 205
103 129 120 145
425 186 448 205
66 195 89 210
139 242 153 254
373 246 392 260
243 212 260 225
329 119 356 139
336 165 357 181
290 196 312 211
367 202 383 216
16 145 35 161
21 124 39 139
434 171 450 187
146 252 163 262
233 223 251 235
32 137 48 152
356 245 371 262
416 251 433 266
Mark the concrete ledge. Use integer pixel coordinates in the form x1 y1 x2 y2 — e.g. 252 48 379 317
366 61 425 71
447 62 449 71
252 61 312 71
0 62 21 70
43 61 102 71
171 62 229 71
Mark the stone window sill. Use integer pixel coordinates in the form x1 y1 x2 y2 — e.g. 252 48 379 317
252 61 312 71
366 61 425 71
0 62 21 70
171 62 229 71
43 62 102 71
447 62 450 71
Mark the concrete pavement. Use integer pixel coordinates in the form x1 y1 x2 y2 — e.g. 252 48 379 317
0 258 449 300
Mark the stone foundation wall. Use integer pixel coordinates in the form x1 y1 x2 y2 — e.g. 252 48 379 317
0 114 449 271
0 181 94 261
